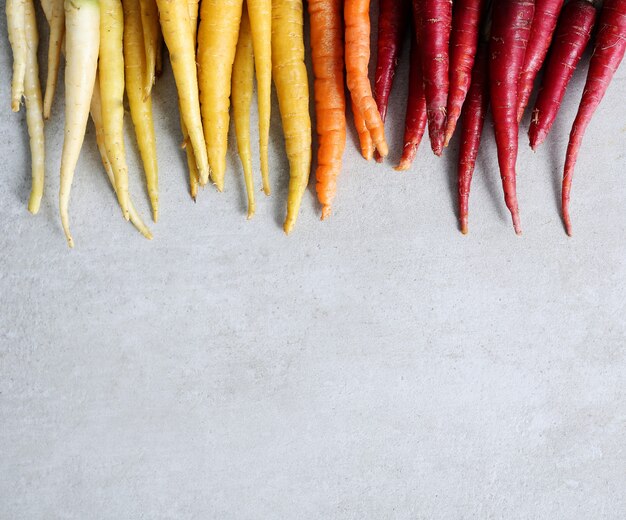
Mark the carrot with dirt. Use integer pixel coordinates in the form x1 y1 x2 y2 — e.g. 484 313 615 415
156 0 210 185
198 0 244 191
139 0 160 96
444 0 486 147
528 0 598 149
562 0 626 236
396 33 427 171
123 0 159 221
458 37 489 234
247 0 272 194
231 3 256 219
415 0 452 156
489 0 534 235
374 0 410 162
345 0 388 158
59 0 100 247
6 0 26 111
516 0 565 122
42 0 64 118
272 0 312 233
308 0 346 219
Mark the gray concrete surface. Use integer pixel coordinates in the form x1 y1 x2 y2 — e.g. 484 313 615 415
1 4 625 519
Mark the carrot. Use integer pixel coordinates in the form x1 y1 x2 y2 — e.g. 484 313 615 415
352 100 374 161
123 0 159 221
247 0 272 195
345 0 388 157
155 24 164 77
272 0 312 234
156 0 210 185
395 32 427 171
198 0 244 191
458 37 489 234
489 0 534 235
373 0 410 162
59 0 100 248
528 0 598 150
42 0 64 119
562 0 626 236
91 75 153 240
308 0 347 219
415 0 452 156
139 0 159 96
231 2 256 219
444 0 486 147
6 0 27 112
182 0 200 200
516 0 565 122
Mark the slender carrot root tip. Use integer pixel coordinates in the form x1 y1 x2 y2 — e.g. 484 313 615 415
283 218 295 235
247 208 255 220
321 205 331 220
512 212 522 236
152 209 158 223
563 209 572 237
374 151 383 164
215 180 224 192
28 194 42 215
460 217 468 235
263 186 271 196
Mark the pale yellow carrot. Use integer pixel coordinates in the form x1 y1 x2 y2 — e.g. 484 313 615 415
6 0 27 111
139 0 159 96
43 0 64 118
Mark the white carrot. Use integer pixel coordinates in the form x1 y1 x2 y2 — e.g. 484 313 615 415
43 0 65 118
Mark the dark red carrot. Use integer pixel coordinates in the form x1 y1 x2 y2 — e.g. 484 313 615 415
374 0 410 163
444 0 486 147
562 0 626 236
395 32 427 171
489 0 534 235
528 0 598 150
414 0 452 156
458 38 489 234
516 0 565 122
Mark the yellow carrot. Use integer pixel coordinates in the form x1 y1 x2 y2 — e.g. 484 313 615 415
23 0 44 214
42 0 64 118
232 2 256 218
99 0 130 219
246 0 271 195
198 0 244 191
156 0 210 185
272 0 312 234
155 22 163 77
139 0 159 96
60 0 100 247
91 75 153 239
123 0 159 221
183 0 200 200
6 0 27 111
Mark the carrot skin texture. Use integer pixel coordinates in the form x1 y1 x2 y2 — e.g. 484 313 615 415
516 0 565 122
528 0 597 149
489 0 534 235
345 0 388 157
182 0 199 200
139 0 159 96
562 0 626 236
43 0 64 119
272 0 312 234
415 0 452 156
444 0 485 147
458 40 489 234
308 0 347 219
6 0 27 112
396 34 427 171
352 100 375 161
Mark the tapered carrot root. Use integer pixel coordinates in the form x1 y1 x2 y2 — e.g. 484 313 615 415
272 0 312 234
60 0 100 248
91 77 153 240
99 0 130 219
198 0 244 191
247 0 272 195
23 0 44 214
232 3 256 219
562 0 626 236
458 38 489 234
444 0 485 147
6 0 27 112
396 33 427 172
528 0 597 150
309 0 347 219
182 0 200 200
517 0 565 122
352 100 374 161
139 0 159 96
43 0 64 119
156 0 210 185
489 0 534 235
123 0 159 221
345 0 388 157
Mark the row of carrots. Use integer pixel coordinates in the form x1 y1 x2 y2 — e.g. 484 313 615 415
5 0 626 247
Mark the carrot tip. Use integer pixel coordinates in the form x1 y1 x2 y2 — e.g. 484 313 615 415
321 206 331 220
512 212 522 235
460 218 468 235
395 159 411 172
152 209 158 223
374 152 383 164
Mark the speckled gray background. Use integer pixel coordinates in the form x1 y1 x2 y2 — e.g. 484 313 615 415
1 2 625 519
